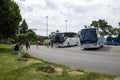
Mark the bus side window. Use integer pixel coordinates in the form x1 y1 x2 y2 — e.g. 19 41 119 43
74 35 78 38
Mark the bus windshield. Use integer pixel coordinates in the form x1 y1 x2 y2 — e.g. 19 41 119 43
80 29 97 43
53 33 65 43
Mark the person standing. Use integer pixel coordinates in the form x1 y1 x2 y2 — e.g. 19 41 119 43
21 43 24 52
50 40 53 48
13 44 20 54
28 41 30 49
20 41 24 52
26 41 29 50
36 40 40 49
14 44 19 52
50 37 54 48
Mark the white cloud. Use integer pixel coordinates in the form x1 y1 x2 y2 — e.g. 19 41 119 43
15 0 120 36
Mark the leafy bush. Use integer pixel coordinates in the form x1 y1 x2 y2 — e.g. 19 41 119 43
22 53 31 58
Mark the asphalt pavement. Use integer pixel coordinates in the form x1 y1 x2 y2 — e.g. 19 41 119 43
25 45 120 75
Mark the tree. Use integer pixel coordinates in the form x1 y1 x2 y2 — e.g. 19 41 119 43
56 30 60 33
51 32 55 34
84 25 88 28
84 25 91 28
18 29 37 42
26 32 37 42
27 29 35 33
119 22 120 27
18 33 27 42
20 19 28 33
90 19 113 36
90 21 98 28
117 22 120 40
0 0 22 39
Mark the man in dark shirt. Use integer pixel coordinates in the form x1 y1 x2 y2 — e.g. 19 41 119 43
14 44 19 51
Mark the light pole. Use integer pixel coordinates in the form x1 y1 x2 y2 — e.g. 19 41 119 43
65 20 67 32
46 16 48 36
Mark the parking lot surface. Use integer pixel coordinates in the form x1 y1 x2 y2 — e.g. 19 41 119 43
26 45 120 75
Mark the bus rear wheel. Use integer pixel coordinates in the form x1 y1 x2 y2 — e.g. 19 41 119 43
76 42 79 46
67 43 70 47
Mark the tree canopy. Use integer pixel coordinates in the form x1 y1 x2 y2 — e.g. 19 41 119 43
119 22 120 27
90 19 113 36
0 0 22 39
18 29 37 42
20 19 28 34
26 31 37 42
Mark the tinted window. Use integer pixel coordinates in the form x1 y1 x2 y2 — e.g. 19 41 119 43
64 33 77 37
80 29 97 42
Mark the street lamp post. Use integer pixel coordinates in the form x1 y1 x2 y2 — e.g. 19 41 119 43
65 20 67 32
46 16 48 36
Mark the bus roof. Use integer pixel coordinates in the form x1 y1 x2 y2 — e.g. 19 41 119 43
81 28 97 31
56 32 77 34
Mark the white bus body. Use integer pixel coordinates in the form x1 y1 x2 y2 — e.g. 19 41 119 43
78 28 104 49
51 32 80 47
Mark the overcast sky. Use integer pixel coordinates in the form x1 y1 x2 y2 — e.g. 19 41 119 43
14 0 120 36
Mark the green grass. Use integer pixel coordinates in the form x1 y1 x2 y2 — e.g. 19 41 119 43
0 44 115 80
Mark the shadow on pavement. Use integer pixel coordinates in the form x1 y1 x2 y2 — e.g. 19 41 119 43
82 46 112 52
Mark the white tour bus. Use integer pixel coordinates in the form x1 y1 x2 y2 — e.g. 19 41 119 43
51 32 80 47
78 28 104 49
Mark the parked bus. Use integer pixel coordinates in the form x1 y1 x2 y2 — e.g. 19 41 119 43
78 28 104 49
51 32 80 47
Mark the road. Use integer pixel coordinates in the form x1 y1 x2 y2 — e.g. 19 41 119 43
26 45 120 75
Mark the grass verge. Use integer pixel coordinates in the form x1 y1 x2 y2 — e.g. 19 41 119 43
0 44 115 80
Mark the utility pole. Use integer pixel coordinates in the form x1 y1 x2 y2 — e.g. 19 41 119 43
46 16 48 36
65 20 67 32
